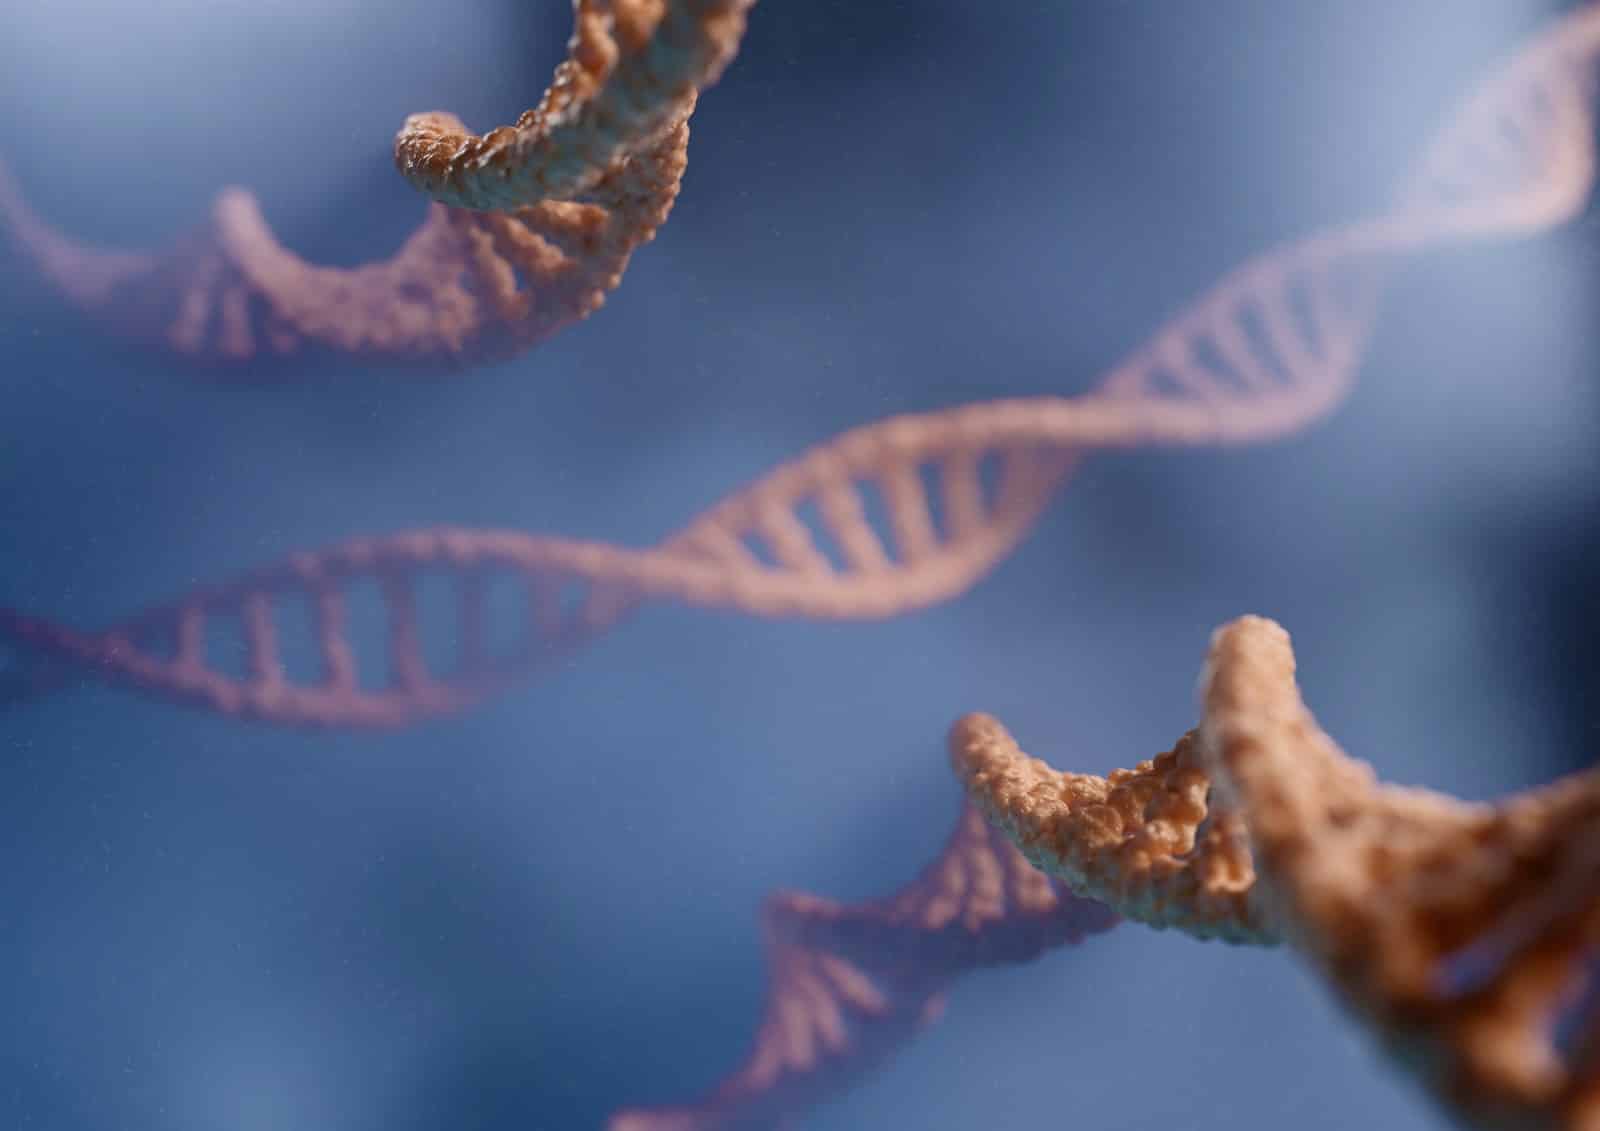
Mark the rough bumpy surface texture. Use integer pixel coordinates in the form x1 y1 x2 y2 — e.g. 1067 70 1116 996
952 717 1268 944
958 616 1600 1131
0 131 686 370
6 2 1600 724
395 0 755 211
0 0 754 372
1202 618 1600 1131
5 6 1600 1126
605 802 1118 1129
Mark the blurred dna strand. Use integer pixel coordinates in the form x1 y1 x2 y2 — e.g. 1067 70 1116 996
606 802 1119 1131
1 1 1598 1127
0 0 754 370
2 1 1596 730
601 5 1600 1128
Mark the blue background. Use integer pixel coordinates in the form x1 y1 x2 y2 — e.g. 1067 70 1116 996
1 2 1596 1128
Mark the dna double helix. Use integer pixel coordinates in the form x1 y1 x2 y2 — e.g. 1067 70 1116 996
0 0 758 369
4 3 1596 734
956 617 1600 1130
4 4 1600 1129
606 802 1119 1130
614 9 1600 1128
0 137 683 367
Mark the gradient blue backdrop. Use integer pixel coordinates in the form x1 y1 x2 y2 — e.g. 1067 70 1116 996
2 2 1597 1128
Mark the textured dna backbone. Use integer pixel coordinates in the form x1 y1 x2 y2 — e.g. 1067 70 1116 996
0 0 755 371
3 3 1599 728
953 617 1600 1131
2 6 1598 1131
606 9 1600 1130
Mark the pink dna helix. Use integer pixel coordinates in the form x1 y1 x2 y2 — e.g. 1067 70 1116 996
1 5 1596 738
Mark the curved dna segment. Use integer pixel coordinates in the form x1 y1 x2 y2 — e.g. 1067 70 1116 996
6 3 1600 723
0 0 758 373
1200 618 1600 1130
0 435 1081 725
951 716 1271 945
605 803 1118 1129
0 124 689 370
394 0 754 212
0 529 640 726
956 617 1600 1131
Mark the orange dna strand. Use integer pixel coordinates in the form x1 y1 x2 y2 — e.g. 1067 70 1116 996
0 0 754 371
604 801 1119 1130
954 617 1600 1131
3 2 1599 727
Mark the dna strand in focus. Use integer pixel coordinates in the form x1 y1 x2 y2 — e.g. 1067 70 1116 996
4 2 1598 727
0 0 753 371
955 616 1600 1130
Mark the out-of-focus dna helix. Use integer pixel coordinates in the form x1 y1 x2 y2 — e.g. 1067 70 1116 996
606 801 1119 1130
3 1 1598 726
0 1 754 371
955 616 1600 1131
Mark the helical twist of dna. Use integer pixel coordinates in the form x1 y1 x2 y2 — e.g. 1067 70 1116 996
0 0 754 371
394 0 752 212
954 617 1600 1131
605 801 1118 1130
5 4 1600 1128
591 6 1600 1127
4 1 1599 730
